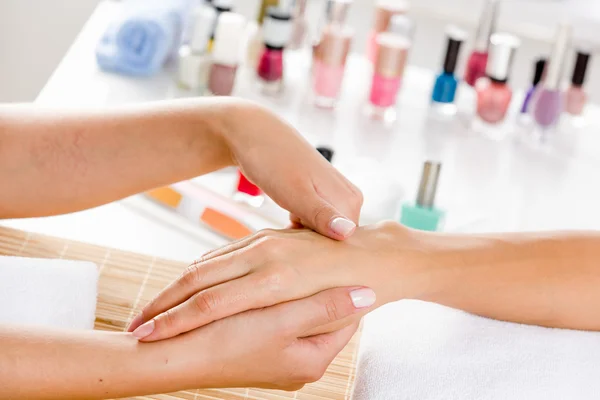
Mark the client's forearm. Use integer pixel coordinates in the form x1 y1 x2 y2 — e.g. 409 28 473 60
410 230 600 330
0 98 243 218
0 326 190 399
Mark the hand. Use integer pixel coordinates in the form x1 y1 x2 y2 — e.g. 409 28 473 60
152 287 375 391
222 101 362 240
129 222 424 341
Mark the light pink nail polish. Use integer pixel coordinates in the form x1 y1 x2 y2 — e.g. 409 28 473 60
350 288 376 308
132 320 155 340
330 217 356 237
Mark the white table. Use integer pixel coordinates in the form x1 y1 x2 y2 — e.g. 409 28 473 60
3 1 600 264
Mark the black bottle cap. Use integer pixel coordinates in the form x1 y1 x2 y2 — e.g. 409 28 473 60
532 58 546 86
442 27 466 75
571 51 591 86
266 6 292 21
316 146 335 163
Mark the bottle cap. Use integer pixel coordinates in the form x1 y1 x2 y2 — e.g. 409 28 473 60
262 7 293 48
442 25 466 75
212 12 246 66
314 25 353 67
485 32 520 82
544 23 572 90
213 0 233 12
531 57 546 86
416 161 441 208
325 0 353 25
190 6 217 52
375 32 411 78
257 0 279 24
473 0 500 52
316 146 335 163
373 0 410 33
388 14 415 39
571 50 590 86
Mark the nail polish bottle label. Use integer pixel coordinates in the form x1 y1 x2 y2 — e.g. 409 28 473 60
369 74 401 107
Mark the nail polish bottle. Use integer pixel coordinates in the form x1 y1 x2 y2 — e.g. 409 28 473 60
531 23 571 131
366 32 411 121
430 26 467 116
464 0 500 87
257 7 293 95
472 33 520 138
388 14 415 40
208 0 233 51
312 25 353 108
366 0 410 63
312 0 353 70
565 50 591 116
400 161 445 232
177 6 217 93
207 12 246 96
316 146 335 163
520 58 546 115
234 170 264 208
289 0 309 50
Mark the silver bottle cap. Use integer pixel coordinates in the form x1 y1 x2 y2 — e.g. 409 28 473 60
388 14 415 39
416 161 441 208
474 0 500 52
544 23 572 90
485 33 520 82
325 0 353 25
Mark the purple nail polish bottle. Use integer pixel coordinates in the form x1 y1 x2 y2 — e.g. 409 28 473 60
520 58 546 114
531 24 571 130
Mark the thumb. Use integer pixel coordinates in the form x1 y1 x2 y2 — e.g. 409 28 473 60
277 287 376 336
303 199 357 240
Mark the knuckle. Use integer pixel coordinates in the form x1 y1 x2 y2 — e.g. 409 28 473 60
324 296 341 323
259 264 296 294
160 309 177 330
192 291 218 315
180 264 205 287
255 228 278 240
312 202 331 225
253 235 285 257
297 364 327 383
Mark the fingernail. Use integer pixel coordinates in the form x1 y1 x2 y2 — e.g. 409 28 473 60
128 314 143 332
132 320 155 339
330 217 356 237
350 288 376 308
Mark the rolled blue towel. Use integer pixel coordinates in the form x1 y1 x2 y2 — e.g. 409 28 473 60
96 0 194 76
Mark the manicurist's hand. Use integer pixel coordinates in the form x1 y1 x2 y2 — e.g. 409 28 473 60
129 222 426 341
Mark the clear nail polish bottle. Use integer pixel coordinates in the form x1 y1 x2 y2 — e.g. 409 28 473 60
177 6 217 93
471 33 520 140
400 161 445 232
289 0 308 50
257 6 293 95
233 170 264 208
207 12 246 96
366 32 411 122
530 23 571 135
430 26 467 116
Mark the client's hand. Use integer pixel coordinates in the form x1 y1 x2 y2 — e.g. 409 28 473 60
129 222 422 342
154 287 375 391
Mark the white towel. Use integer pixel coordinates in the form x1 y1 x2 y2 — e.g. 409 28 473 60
0 256 98 330
352 300 600 400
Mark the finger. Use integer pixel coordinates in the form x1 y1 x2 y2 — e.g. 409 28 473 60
128 253 251 333
305 321 359 351
298 196 357 241
135 273 285 342
277 287 376 335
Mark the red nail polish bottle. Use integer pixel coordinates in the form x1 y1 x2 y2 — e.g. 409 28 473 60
464 0 499 87
257 7 293 95
234 170 264 207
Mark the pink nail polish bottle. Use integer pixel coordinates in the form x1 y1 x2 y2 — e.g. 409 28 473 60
366 32 411 122
257 7 293 95
464 0 499 87
565 50 590 117
311 0 353 75
472 33 520 139
288 0 308 50
366 0 410 63
312 25 353 108
207 12 246 96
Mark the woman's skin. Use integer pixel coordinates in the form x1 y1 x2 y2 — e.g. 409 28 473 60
0 99 362 239
0 287 376 399
131 223 600 341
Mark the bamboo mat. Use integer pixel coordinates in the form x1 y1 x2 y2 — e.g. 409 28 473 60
0 225 360 400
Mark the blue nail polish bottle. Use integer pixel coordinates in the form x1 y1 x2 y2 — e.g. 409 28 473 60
400 161 445 232
431 26 466 115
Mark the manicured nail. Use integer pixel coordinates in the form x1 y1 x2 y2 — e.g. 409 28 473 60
330 217 356 237
132 320 155 339
128 314 143 332
350 288 376 308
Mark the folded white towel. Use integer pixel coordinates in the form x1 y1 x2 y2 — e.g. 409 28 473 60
0 256 98 330
352 300 600 400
